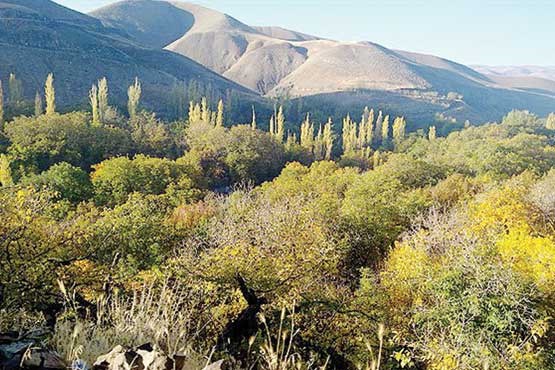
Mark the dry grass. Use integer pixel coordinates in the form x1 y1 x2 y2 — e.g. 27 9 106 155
51 281 209 367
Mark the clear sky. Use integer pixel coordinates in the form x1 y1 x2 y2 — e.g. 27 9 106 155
55 0 555 66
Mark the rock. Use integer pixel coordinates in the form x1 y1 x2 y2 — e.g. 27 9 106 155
0 331 66 370
20 348 67 369
93 344 184 370
201 360 226 370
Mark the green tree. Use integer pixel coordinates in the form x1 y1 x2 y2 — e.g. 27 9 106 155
45 73 56 116
8 73 23 105
92 155 194 206
0 154 13 186
34 92 43 117
323 118 334 160
127 78 142 120
216 99 224 127
300 113 314 152
428 125 437 140
546 113 555 130
22 162 93 203
5 112 132 175
374 110 383 146
276 105 285 143
251 105 257 130
381 115 390 143
89 84 100 126
98 77 109 122
392 116 406 146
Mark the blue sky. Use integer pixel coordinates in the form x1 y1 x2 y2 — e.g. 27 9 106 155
55 0 555 66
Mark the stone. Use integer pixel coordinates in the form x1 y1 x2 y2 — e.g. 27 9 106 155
93 344 181 370
201 360 226 370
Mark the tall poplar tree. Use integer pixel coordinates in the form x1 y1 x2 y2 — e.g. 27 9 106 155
45 73 56 115
127 78 142 120
269 116 275 135
89 84 100 126
34 92 43 117
216 99 224 127
201 97 210 123
251 106 257 130
276 105 285 143
8 73 23 105
428 126 437 141
98 77 109 122
546 113 555 130
374 111 383 146
392 116 406 146
323 118 334 160
300 113 314 151
381 115 390 143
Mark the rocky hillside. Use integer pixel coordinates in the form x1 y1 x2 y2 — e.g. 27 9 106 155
0 0 255 115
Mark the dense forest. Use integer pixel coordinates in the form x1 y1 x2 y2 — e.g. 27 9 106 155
1 74 555 370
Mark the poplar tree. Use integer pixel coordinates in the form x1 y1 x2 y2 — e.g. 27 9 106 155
216 99 224 127
374 111 383 146
392 116 406 145
188 101 203 124
276 105 285 143
188 101 196 123
269 116 275 135
8 73 23 104
342 114 357 154
358 114 367 149
127 78 141 120
285 132 297 150
45 73 56 115
546 113 555 130
89 84 100 126
428 126 437 141
300 113 314 151
34 92 43 117
366 108 374 148
201 97 209 123
0 80 3 128
381 115 390 142
251 106 257 130
314 125 324 160
323 118 334 160
98 77 109 122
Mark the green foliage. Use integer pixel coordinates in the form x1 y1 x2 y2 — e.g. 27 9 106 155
4 112 132 176
1 97 555 370
44 73 56 115
182 122 286 188
91 155 195 206
127 78 141 120
130 111 182 158
22 162 93 203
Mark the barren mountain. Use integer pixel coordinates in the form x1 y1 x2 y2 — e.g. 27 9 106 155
91 0 555 123
472 66 555 96
472 65 555 81
0 0 254 116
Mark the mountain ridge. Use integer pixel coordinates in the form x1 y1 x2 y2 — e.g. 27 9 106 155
0 0 256 117
90 0 555 123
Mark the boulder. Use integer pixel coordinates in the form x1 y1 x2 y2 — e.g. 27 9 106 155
93 344 184 370
201 360 225 370
0 332 66 370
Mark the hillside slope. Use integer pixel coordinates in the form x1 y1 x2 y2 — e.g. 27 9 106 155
0 0 255 116
91 0 555 123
